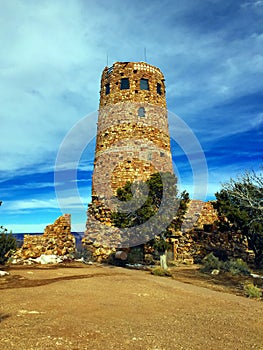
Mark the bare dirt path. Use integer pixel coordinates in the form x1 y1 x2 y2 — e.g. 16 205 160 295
0 263 262 350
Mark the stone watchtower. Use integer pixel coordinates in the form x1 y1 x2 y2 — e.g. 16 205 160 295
85 62 174 245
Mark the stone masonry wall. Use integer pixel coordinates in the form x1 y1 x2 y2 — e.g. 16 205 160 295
96 122 171 155
100 62 166 108
170 201 250 264
92 142 172 198
12 214 76 262
97 102 169 135
91 62 173 200
84 199 250 264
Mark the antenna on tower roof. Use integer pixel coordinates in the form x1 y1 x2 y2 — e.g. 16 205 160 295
144 48 147 62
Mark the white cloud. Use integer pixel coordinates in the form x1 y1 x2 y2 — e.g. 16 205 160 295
0 0 262 232
1 0 262 175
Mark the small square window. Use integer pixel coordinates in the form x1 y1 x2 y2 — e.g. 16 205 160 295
140 78 149 90
120 78 130 90
157 83 162 95
105 83 110 95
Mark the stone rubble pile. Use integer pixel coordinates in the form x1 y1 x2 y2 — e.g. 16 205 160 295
11 214 76 263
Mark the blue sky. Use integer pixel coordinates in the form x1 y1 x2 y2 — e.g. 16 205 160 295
1 0 262 233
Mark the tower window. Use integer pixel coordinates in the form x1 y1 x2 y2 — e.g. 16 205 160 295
157 83 162 95
138 107 145 117
120 78 130 90
105 83 110 95
140 78 149 90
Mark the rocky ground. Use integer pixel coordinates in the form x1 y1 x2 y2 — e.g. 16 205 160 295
0 263 262 350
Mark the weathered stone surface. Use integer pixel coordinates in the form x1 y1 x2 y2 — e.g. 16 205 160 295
169 200 250 264
85 61 174 256
90 61 173 200
11 214 76 263
84 62 251 264
84 199 250 264
99 62 166 108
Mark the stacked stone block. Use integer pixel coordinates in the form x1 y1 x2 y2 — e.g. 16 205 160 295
12 214 76 262
169 201 249 264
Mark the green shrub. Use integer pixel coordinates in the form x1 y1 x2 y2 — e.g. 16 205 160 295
226 258 251 276
243 283 262 299
73 246 93 262
201 253 251 276
0 227 17 265
151 267 172 277
127 246 144 264
201 253 222 272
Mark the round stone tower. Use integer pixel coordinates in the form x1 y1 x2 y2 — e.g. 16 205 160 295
91 61 173 200
84 61 175 250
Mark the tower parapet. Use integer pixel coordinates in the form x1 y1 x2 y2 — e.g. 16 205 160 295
99 61 166 108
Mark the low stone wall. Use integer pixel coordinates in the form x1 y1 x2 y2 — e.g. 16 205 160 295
170 229 250 264
169 200 250 263
84 199 252 264
12 214 76 262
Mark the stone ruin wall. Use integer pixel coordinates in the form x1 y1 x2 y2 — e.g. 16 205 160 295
169 201 250 264
83 200 251 264
12 214 76 262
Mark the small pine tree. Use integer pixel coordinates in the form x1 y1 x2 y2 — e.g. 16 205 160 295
0 226 17 265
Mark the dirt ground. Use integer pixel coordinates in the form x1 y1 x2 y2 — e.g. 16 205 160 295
0 263 262 350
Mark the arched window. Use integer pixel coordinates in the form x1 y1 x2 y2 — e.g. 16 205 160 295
138 107 145 117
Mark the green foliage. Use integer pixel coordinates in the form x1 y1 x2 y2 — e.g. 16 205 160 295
214 170 263 266
243 283 262 299
112 173 189 253
111 173 190 264
116 181 133 201
151 266 172 277
153 235 171 253
170 190 190 231
201 253 222 272
127 246 144 264
111 172 178 229
0 226 17 265
201 253 251 276
225 258 251 276
73 245 93 262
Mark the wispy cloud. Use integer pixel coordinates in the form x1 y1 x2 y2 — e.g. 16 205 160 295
0 0 262 230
